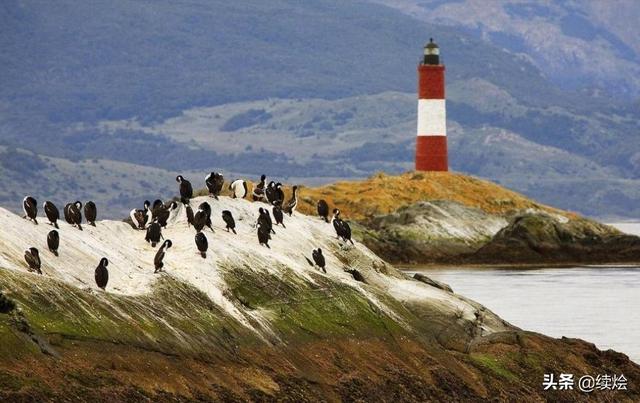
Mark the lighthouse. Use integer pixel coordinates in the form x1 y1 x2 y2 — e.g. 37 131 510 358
416 38 448 171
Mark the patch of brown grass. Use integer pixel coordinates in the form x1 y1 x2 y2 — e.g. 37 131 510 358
296 171 572 221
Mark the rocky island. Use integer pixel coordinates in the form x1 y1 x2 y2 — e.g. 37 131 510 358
0 177 638 401
299 172 640 266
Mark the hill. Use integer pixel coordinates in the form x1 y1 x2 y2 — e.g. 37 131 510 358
297 171 566 220
0 196 639 400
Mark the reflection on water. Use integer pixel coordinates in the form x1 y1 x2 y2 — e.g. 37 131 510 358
408 266 640 364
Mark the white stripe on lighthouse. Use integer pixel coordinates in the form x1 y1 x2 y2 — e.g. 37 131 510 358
417 99 447 136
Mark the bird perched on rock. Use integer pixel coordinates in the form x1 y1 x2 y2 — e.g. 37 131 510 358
23 196 38 224
84 201 97 226
176 175 193 205
130 200 151 230
257 207 275 236
43 201 60 228
305 248 326 273
265 181 277 204
332 209 354 245
64 201 83 230
185 204 195 228
283 185 298 216
205 172 225 200
150 199 164 219
154 240 172 273
47 230 59 257
195 232 208 258
24 247 42 274
229 179 248 199
95 258 109 290
317 199 329 223
257 223 270 248
155 201 178 228
275 183 285 206
252 174 266 201
193 202 214 232
145 218 163 247
221 210 236 234
272 201 285 228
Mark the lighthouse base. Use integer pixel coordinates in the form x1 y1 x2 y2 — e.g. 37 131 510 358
415 136 448 172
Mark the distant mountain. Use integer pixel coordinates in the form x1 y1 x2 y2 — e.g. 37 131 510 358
373 0 640 98
0 0 638 219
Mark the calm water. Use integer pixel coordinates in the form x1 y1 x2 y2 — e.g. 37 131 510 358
407 223 640 364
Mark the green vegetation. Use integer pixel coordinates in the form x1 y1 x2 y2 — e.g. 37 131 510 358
470 353 518 381
0 270 255 358
222 264 405 341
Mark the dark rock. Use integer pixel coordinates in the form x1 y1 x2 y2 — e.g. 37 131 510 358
469 212 640 264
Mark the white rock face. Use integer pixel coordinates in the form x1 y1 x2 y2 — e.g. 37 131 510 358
0 196 509 335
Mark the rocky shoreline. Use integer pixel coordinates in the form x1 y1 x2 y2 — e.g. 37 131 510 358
298 172 640 267
355 203 640 266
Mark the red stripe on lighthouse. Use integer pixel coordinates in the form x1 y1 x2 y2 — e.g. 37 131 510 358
418 65 445 99
416 64 448 172
416 136 448 171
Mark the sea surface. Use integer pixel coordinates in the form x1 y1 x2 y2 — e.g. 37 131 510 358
408 222 640 364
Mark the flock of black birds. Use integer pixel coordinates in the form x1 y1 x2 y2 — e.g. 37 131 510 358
19 172 353 291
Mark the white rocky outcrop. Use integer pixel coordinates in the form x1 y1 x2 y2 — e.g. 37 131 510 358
0 196 509 336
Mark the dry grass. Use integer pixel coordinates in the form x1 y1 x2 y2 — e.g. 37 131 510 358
295 171 572 221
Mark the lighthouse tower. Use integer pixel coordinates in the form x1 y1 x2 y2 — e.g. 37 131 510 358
416 38 448 171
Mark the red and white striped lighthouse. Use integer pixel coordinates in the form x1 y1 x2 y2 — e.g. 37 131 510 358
416 38 448 172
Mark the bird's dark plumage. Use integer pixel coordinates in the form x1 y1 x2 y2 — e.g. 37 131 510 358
43 201 60 228
283 185 298 216
151 199 164 214
257 224 270 248
257 207 274 236
205 172 225 199
193 202 213 233
275 183 285 206
265 181 277 204
47 230 59 256
195 232 208 258
145 220 163 247
272 202 285 228
23 196 38 224
332 209 354 245
252 174 266 201
185 204 195 227
64 201 83 230
24 247 42 274
221 210 236 234
312 248 326 273
154 240 172 273
84 201 97 226
155 201 177 228
95 258 109 290
317 199 329 223
176 175 193 205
